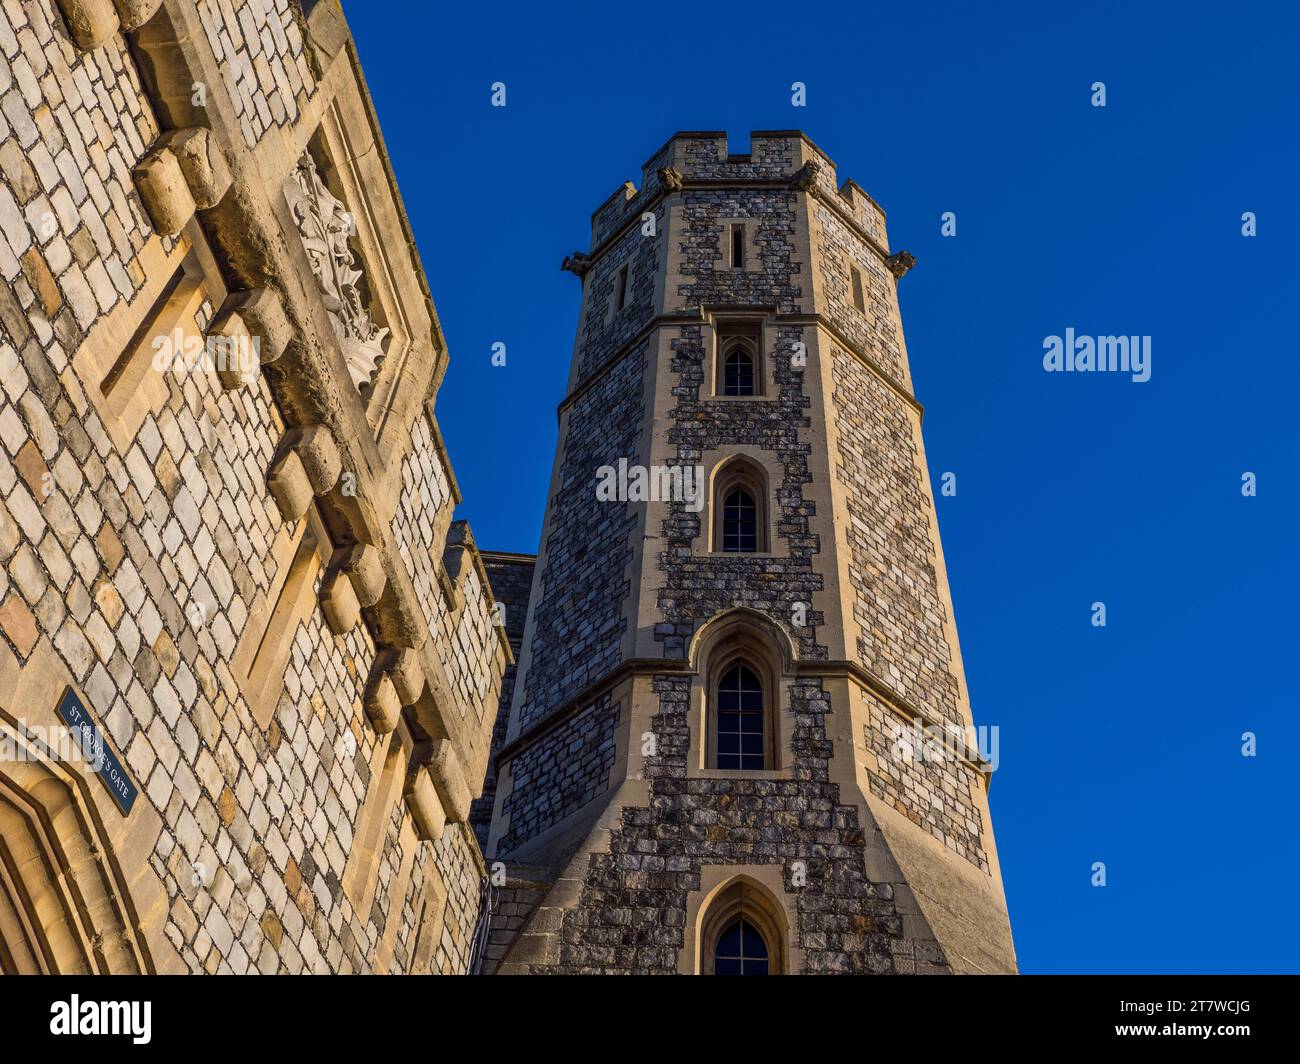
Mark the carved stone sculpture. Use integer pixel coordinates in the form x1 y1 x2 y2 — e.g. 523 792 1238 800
791 158 821 190
658 165 684 192
561 251 593 278
886 250 917 279
287 154 389 393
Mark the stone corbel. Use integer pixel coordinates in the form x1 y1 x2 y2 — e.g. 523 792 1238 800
208 288 292 390
426 739 472 824
112 0 163 31
158 128 232 209
266 450 313 523
363 672 401 735
379 646 426 707
319 569 360 634
886 251 917 279
292 425 342 495
54 0 119 50
133 145 195 236
207 308 259 391
405 767 446 841
333 488 383 550
439 548 467 614
134 128 232 235
337 543 386 609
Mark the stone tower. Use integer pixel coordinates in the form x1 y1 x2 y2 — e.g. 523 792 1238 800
483 131 1016 974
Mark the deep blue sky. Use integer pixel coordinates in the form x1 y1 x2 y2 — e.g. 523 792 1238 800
348 1 1299 973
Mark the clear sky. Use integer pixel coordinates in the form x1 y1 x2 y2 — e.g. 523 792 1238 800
347 1 1299 973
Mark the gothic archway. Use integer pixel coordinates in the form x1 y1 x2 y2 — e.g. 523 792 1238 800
0 710 153 974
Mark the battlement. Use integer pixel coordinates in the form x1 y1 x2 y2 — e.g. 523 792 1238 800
588 130 887 249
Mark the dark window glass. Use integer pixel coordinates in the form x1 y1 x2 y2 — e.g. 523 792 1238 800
616 265 629 310
731 225 745 268
723 347 755 395
716 663 764 770
714 917 769 975
721 487 758 553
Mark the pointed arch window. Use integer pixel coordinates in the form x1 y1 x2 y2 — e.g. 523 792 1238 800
697 876 788 975
721 487 758 552
713 320 763 397
716 662 765 770
714 917 769 975
712 458 769 554
723 344 755 396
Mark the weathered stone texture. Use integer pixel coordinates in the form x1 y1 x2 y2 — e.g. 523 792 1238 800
0 0 159 329
470 551 533 851
195 0 317 149
830 347 962 727
540 675 924 974
515 342 645 733
486 132 1013 975
496 692 619 857
816 203 907 384
0 1 501 976
390 410 498 726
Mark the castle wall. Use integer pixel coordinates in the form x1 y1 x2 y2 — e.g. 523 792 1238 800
0 0 504 975
470 551 533 852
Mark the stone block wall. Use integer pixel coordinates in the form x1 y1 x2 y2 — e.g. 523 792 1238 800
470 551 533 852
196 0 316 149
0 0 502 975
515 342 645 734
495 691 619 858
0 0 158 331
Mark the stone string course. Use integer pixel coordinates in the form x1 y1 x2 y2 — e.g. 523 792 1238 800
542 675 944 974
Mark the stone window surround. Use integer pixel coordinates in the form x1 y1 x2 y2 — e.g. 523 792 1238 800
686 608 797 782
701 449 782 558
605 260 634 323
716 218 757 272
707 315 775 399
409 864 449 974
678 866 805 975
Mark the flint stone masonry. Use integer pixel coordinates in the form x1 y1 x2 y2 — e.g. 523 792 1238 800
486 131 1015 975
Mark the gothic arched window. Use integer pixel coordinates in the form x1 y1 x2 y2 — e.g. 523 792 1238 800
716 662 765 770
711 458 768 554
723 345 755 396
697 876 788 974
721 487 758 553
713 320 763 396
713 917 770 975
